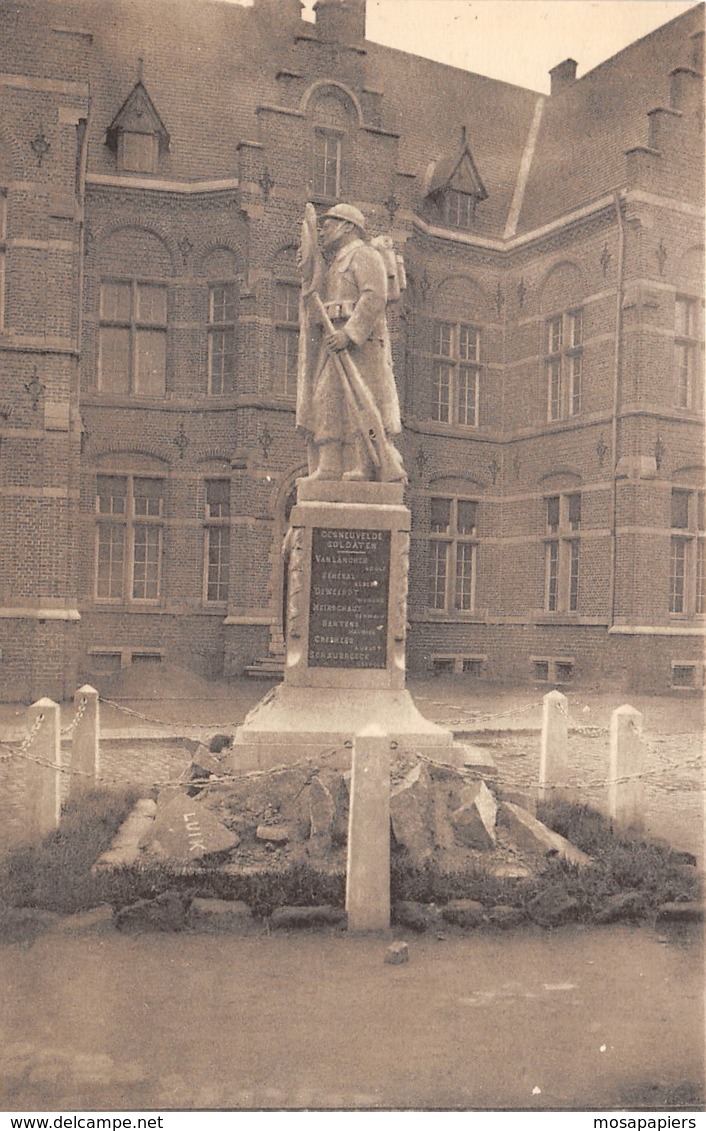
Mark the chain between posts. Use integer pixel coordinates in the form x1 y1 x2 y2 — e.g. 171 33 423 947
0 710 46 762
100 696 236 732
60 694 88 738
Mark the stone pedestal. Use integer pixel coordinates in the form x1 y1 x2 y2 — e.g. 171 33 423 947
229 480 493 774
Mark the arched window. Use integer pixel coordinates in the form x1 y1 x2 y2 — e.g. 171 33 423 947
540 263 584 422
309 88 355 202
273 247 300 399
95 471 166 603
95 228 173 397
429 277 487 428
201 249 239 396
427 490 480 613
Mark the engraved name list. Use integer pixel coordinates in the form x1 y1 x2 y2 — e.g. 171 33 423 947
308 527 391 668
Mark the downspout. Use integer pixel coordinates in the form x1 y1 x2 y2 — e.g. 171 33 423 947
75 99 91 356
608 188 626 626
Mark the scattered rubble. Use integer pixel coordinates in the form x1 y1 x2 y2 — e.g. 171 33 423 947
384 941 409 965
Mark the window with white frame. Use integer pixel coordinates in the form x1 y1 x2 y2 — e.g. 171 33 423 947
546 309 583 421
674 296 703 409
669 488 705 615
445 189 478 230
99 280 167 396
203 479 230 605
313 130 342 199
208 282 237 395
544 493 581 612
0 189 6 332
95 475 164 602
428 496 478 612
274 282 299 398
431 320 481 427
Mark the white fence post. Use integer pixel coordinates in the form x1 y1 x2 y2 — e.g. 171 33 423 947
539 689 571 803
346 724 391 932
70 685 100 797
25 697 62 840
608 704 646 834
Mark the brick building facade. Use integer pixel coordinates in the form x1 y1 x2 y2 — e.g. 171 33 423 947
0 0 703 701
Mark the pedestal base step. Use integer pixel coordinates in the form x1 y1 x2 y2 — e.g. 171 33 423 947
226 683 496 775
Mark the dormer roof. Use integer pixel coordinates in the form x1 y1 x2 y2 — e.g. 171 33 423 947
105 80 170 152
424 127 488 201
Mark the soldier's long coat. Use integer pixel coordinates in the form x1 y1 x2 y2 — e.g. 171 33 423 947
296 238 402 445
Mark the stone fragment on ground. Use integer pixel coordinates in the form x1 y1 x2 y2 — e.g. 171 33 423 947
450 780 497 850
269 905 346 929
592 891 647 924
114 891 192 933
499 801 592 866
441 899 485 928
188 746 223 781
142 793 240 862
384 941 409 965
527 884 580 927
187 897 252 931
256 824 293 843
331 774 350 845
390 762 433 863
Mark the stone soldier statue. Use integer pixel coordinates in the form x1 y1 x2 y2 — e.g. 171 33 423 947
296 203 407 483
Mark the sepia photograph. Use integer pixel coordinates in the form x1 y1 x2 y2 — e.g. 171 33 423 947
0 0 703 1118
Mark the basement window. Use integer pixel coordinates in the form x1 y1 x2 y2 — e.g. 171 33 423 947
131 651 163 667
532 660 550 682
671 662 698 689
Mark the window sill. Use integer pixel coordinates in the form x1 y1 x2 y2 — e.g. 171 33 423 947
409 420 480 440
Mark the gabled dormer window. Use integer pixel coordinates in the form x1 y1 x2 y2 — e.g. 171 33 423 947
424 127 488 231
105 80 170 175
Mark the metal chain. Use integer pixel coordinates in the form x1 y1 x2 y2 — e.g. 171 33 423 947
100 696 235 731
60 695 88 738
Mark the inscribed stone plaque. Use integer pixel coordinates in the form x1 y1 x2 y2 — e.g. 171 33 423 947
308 527 391 668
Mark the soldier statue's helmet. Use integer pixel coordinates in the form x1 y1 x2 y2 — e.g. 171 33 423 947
321 203 367 235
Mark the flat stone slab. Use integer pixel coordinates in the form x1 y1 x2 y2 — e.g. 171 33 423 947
188 898 252 931
92 799 157 870
269 905 346 929
441 900 485 928
142 793 240 861
499 802 592 866
656 901 705 923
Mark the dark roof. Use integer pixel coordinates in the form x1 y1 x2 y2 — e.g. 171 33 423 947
516 3 704 232
1 0 701 238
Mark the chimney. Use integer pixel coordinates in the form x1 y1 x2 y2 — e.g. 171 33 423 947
549 58 578 95
313 0 366 44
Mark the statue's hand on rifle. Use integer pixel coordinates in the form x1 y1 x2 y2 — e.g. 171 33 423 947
325 328 350 352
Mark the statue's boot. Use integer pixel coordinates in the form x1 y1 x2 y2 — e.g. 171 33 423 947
342 438 371 482
303 441 343 482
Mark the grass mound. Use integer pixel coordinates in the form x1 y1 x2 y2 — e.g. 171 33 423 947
0 793 701 932
1 788 139 916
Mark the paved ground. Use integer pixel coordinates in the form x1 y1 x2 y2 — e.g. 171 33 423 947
1 919 703 1112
